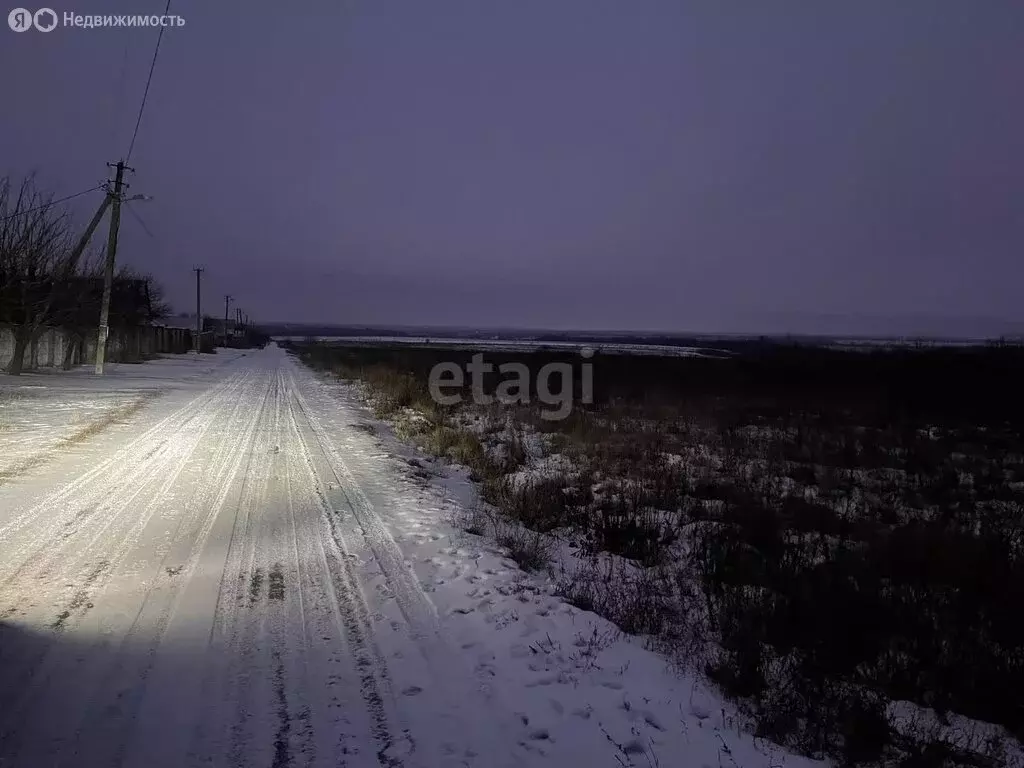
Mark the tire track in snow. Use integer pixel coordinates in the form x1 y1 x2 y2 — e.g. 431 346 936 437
0 378 237 622
187 366 371 768
269 380 316 768
285 367 529 766
285 360 532 768
283 383 411 767
197 365 380 768
0 369 247 549
223 368 303 768
0 371 253 735
246 383 319 768
188 366 288 767
0 370 252 602
286 368 440 635
0 348 531 768
274 362 384 768
0 367 269 767
111 366 277 768
223 367 307 768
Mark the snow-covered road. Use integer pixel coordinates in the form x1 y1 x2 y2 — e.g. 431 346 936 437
0 346 820 768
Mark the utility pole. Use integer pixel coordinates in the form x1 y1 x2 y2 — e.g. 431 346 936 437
95 160 132 375
193 266 204 353
223 294 232 347
69 195 112 274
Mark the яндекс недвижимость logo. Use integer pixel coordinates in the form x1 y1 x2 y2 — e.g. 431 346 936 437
8 7 56 31
8 7 184 31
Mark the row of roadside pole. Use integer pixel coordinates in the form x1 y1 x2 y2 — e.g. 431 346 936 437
78 160 251 373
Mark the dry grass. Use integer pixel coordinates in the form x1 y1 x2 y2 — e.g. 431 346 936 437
293 338 1024 767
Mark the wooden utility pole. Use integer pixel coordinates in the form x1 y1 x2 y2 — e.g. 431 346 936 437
223 294 232 347
193 266 204 353
95 161 131 375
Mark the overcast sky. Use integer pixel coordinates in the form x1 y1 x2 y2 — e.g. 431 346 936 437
3 1 1023 334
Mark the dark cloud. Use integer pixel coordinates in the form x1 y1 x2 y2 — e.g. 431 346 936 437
3 0 1022 333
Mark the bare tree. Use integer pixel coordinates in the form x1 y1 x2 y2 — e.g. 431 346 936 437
52 244 103 370
49 261 171 370
0 175 76 375
117 266 172 323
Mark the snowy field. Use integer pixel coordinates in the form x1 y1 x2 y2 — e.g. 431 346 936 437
272 334 1011 358
0 345 823 767
273 335 733 358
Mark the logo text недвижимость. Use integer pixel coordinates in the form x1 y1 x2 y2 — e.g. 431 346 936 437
8 8 185 32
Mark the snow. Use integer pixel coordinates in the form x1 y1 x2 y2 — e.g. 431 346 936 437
0 345 823 768
888 701 1024 768
0 351 249 478
274 335 732 358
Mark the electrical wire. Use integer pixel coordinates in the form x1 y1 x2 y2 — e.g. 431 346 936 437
123 201 156 239
0 185 105 222
111 42 130 155
125 0 172 163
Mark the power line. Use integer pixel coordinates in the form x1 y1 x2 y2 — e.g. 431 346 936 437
123 201 156 239
125 0 172 163
110 42 130 153
0 185 105 222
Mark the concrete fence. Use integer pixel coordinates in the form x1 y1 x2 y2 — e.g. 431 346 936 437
0 324 195 371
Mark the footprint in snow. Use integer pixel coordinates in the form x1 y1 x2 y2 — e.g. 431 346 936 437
622 739 647 755
643 712 665 731
689 702 711 720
